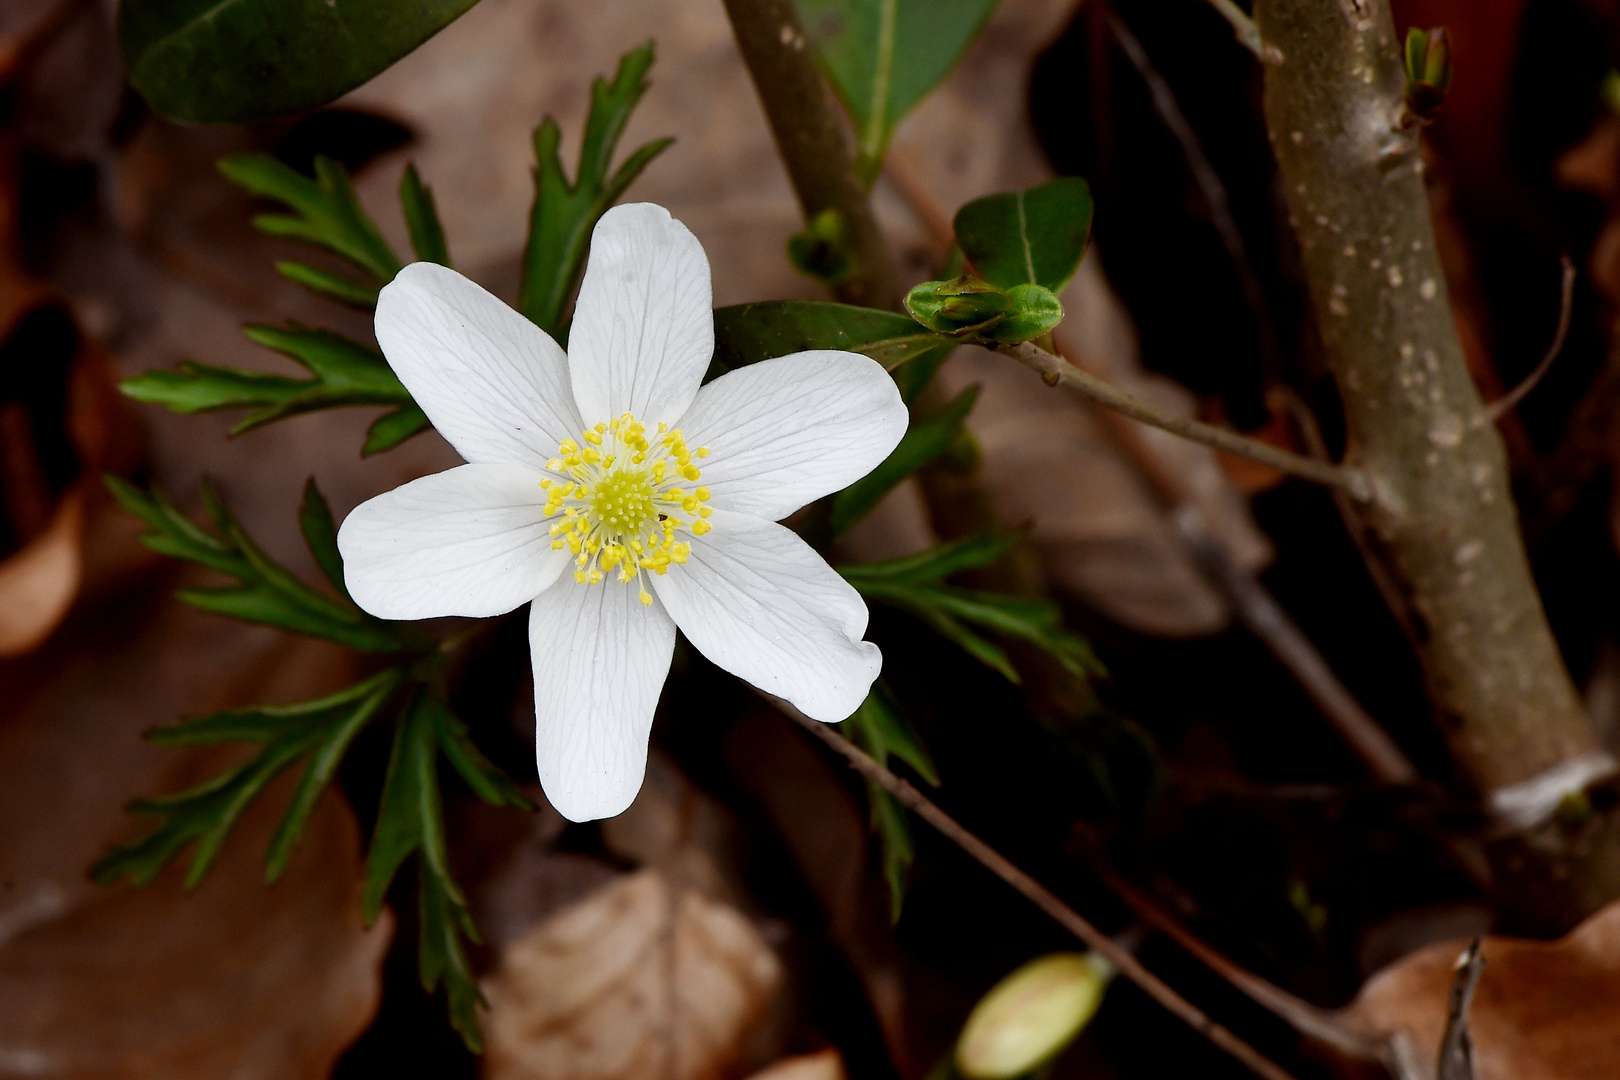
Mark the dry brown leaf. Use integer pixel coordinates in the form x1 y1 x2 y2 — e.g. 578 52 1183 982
0 483 81 655
480 868 782 1080
0 591 391 1080
1339 898 1620 1080
935 255 1272 637
742 1049 847 1080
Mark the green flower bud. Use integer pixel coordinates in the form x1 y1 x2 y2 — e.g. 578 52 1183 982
906 275 1012 336
955 952 1112 1080
984 284 1063 344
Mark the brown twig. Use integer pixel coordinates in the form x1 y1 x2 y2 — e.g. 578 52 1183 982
1437 939 1484 1080
775 701 1306 1080
1484 258 1576 423
995 339 1370 497
1081 851 1388 1062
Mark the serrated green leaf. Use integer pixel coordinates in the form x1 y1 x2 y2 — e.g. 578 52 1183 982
710 300 953 403
837 531 1017 586
107 477 408 652
400 164 451 266
364 403 431 455
830 384 977 536
120 363 311 418
92 670 404 889
362 689 502 1052
220 154 402 283
519 43 673 336
121 0 480 124
846 680 938 785
273 261 380 309
298 478 349 600
428 697 533 810
954 178 1094 293
795 0 1000 182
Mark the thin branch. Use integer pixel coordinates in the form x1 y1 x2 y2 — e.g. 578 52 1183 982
775 702 1306 1080
996 339 1371 498
1081 850 1389 1063
1437 940 1484 1080
1202 0 1285 63
1485 258 1576 423
1109 14 1282 378
1179 525 1419 782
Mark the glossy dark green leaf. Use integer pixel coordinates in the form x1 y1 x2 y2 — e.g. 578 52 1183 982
953 177 1094 293
220 154 402 283
120 0 481 124
829 384 977 536
400 164 451 266
106 477 409 653
711 300 953 403
91 669 403 889
795 0 1001 181
519 43 673 336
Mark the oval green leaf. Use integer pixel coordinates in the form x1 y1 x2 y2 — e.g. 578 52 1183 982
120 0 482 123
795 0 1000 178
953 177 1094 293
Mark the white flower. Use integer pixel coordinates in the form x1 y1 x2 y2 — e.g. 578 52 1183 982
337 203 907 822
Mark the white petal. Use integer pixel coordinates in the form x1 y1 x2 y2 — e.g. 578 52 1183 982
567 203 713 426
674 351 907 521
337 464 567 619
651 509 880 722
529 577 677 822
375 262 583 468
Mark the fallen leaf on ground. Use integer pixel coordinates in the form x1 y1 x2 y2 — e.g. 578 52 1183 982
480 868 782 1080
1339 898 1620 1080
741 1049 846 1080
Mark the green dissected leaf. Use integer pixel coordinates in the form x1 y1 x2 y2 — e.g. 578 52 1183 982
841 536 1102 684
953 178 1094 293
105 475 409 653
273 261 379 308
364 691 525 1052
839 530 1018 586
298 478 349 600
91 669 404 889
121 326 415 448
219 154 403 285
843 681 936 921
711 300 954 403
120 0 481 124
846 679 938 785
830 384 978 536
400 164 452 266
364 403 432 456
795 0 1001 182
519 42 674 338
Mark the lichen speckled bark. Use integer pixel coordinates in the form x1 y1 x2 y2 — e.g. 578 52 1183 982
1255 0 1620 928
1254 7 1594 790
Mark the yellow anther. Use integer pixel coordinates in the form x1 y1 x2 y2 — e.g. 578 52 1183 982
696 447 710 458
639 589 653 606
695 487 710 500
681 465 701 481
698 506 713 518
692 519 712 536
583 429 603 445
